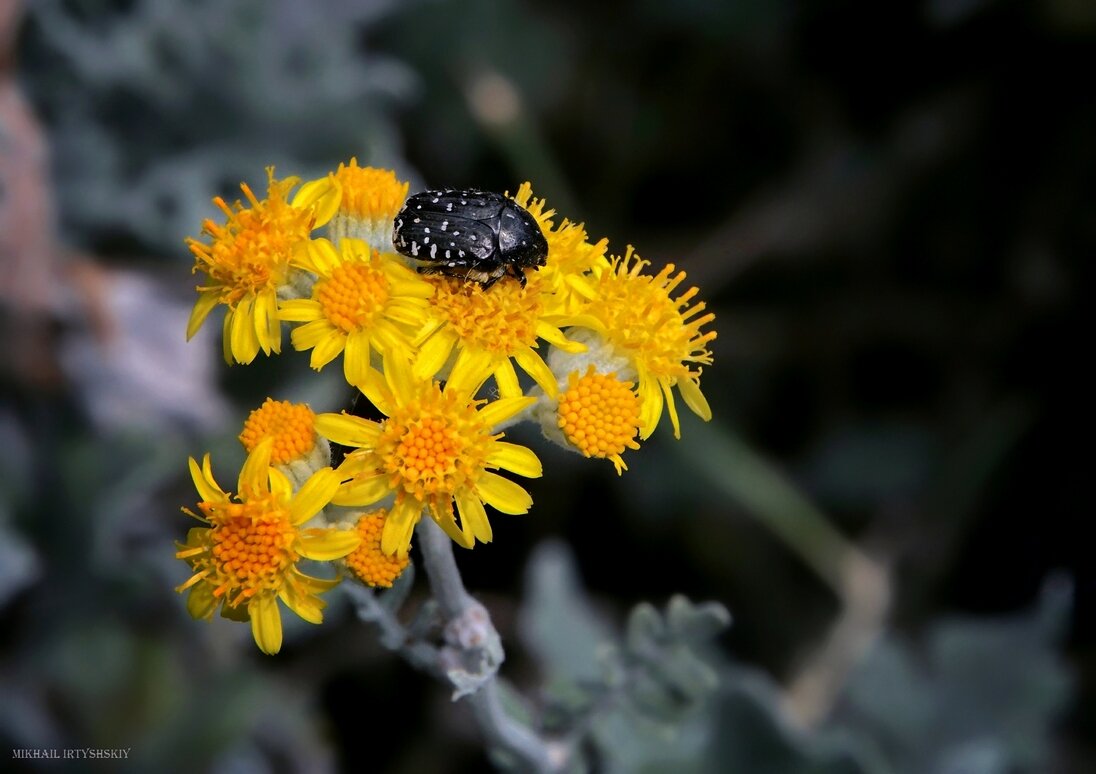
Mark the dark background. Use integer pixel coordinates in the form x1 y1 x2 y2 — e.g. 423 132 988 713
1 0 1091 771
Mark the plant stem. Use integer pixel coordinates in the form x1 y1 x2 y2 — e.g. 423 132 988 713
416 517 557 772
416 514 473 617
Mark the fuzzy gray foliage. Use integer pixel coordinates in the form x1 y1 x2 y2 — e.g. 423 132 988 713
23 0 418 253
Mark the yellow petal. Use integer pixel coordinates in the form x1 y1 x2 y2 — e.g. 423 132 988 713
446 347 494 399
201 455 221 496
298 527 360 560
486 442 542 478
288 467 339 524
230 295 261 364
660 377 681 440
291 318 336 349
292 176 338 211
293 569 341 595
382 349 416 400
314 413 382 448
221 309 232 364
477 396 535 430
239 438 273 496
413 328 458 381
381 499 421 558
279 299 322 323
474 472 533 515
268 467 293 501
255 289 281 354
432 507 475 549
513 346 558 398
356 366 394 417
455 490 492 543
678 376 712 422
187 292 220 340
493 359 522 399
249 594 283 655
309 330 347 370
308 182 342 228
535 321 585 354
371 320 409 355
638 373 663 441
189 455 224 503
297 236 340 274
343 329 372 388
279 582 324 624
411 316 446 348
332 473 391 507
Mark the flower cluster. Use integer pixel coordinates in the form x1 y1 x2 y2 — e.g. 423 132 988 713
177 162 716 652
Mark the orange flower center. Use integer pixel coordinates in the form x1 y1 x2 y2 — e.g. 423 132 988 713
201 496 297 601
315 260 390 333
429 275 541 354
558 367 642 460
344 510 410 588
239 399 317 464
188 175 314 307
377 385 492 506
333 162 409 221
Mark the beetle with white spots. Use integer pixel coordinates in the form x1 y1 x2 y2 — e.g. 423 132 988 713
392 189 548 288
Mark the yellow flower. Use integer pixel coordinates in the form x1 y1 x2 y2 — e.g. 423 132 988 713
239 398 320 465
186 168 339 364
314 359 542 558
413 272 582 399
553 366 643 474
278 238 434 387
579 248 716 439
293 160 410 253
510 182 609 313
342 509 410 588
175 439 359 655
239 398 330 485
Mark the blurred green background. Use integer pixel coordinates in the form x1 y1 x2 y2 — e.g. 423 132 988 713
1 0 1092 772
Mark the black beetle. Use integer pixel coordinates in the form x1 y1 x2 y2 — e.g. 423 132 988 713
392 189 548 288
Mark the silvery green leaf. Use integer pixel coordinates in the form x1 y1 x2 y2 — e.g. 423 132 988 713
625 602 666 656
833 576 1073 774
665 596 732 642
518 541 614 684
709 668 886 774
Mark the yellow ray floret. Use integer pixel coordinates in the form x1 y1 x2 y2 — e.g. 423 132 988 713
279 238 434 388
509 182 609 313
186 167 339 365
314 359 542 558
175 439 359 655
581 247 716 439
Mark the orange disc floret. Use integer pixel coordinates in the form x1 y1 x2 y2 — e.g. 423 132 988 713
428 275 543 356
344 510 410 588
315 261 391 334
557 366 642 474
240 398 317 465
203 495 298 601
332 160 410 221
378 385 494 505
187 169 314 309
